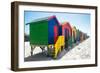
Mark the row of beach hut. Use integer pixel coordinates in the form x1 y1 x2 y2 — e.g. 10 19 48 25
27 15 89 58
59 22 89 48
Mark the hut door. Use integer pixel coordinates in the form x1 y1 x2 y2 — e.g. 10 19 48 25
65 29 69 48
54 25 58 44
73 31 76 43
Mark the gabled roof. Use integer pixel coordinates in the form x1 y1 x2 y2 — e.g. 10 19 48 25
62 22 72 36
26 16 48 25
26 15 60 25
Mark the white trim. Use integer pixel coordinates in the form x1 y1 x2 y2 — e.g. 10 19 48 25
18 5 96 68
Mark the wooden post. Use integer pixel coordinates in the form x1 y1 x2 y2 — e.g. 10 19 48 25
31 45 35 56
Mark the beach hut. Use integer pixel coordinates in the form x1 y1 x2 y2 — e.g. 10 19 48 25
79 31 84 42
62 22 72 48
72 26 77 43
28 15 60 58
76 29 80 43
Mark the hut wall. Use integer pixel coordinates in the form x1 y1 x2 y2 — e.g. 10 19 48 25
48 16 60 44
